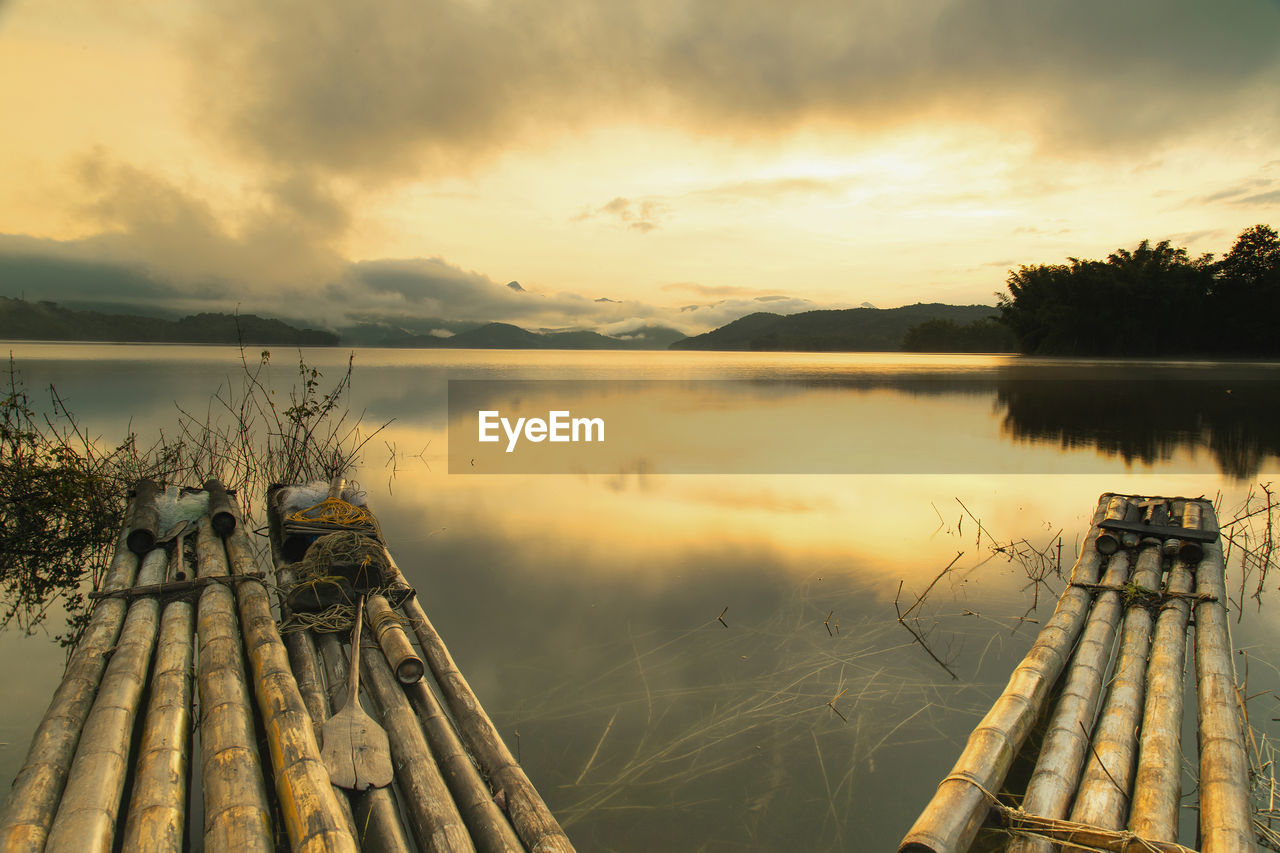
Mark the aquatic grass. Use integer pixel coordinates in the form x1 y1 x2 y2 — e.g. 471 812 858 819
499 575 1006 847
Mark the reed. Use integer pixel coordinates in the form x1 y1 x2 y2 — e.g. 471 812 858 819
44 543 169 853
0 500 140 852
1193 501 1257 852
194 515 274 853
387 547 577 853
1127 504 1200 842
995 803 1198 853
121 532 195 852
1067 542 1164 837
898 494 1113 853
358 627 476 852
1006 547 1134 853
223 499 358 853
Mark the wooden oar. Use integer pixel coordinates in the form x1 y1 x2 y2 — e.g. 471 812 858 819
321 595 394 790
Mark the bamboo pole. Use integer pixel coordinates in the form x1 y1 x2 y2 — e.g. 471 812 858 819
899 494 1114 853
127 479 162 554
194 514 274 853
260 491 366 845
44 543 170 853
1095 496 1134 556
1179 502 1205 564
204 478 237 538
359 628 475 852
1193 502 1256 853
1128 536 1197 841
367 593 425 684
384 546 576 853
1006 547 1134 853
402 676 525 853
121 532 195 852
317 632 416 853
223 503 358 853
0 500 141 852
1068 541 1165 838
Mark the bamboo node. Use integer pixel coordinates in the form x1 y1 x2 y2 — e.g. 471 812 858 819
938 770 1001 805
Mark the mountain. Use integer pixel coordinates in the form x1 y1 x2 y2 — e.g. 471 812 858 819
668 303 1002 352
416 322 687 350
0 297 338 346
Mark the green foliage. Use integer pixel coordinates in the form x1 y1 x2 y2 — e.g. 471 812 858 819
1 364 136 644
998 225 1280 356
901 317 1016 352
0 346 385 646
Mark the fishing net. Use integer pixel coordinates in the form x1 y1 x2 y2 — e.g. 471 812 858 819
285 496 381 539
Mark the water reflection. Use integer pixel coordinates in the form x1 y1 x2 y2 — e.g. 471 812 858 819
995 370 1280 480
4 344 1280 851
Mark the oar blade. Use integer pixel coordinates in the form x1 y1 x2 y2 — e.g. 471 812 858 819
350 711 394 790
322 704 394 790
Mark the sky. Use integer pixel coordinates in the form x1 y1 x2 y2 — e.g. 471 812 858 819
0 0 1278 335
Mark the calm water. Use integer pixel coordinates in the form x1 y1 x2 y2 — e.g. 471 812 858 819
3 343 1280 851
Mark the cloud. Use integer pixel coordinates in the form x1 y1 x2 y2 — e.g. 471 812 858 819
68 151 348 298
1198 179 1276 205
0 226 859 334
190 0 1280 183
662 282 776 298
1238 189 1280 206
574 197 669 232
692 176 855 204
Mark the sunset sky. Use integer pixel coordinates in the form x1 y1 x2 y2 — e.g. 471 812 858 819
1 0 1278 335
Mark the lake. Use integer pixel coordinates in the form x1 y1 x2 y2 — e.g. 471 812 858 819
3 343 1280 851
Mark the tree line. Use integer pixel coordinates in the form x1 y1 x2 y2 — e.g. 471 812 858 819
997 224 1280 356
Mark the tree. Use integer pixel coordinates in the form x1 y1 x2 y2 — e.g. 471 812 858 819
1217 224 1280 292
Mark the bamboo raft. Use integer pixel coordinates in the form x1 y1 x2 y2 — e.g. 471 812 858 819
900 494 1257 853
0 479 575 853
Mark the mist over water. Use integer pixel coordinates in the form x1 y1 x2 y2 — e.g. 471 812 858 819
3 343 1279 851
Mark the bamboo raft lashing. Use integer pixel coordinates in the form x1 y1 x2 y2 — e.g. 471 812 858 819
899 494 1258 853
0 481 574 852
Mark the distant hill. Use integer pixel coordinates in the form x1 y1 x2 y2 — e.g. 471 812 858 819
0 297 338 346
0 297 687 350
412 322 687 350
668 304 1002 352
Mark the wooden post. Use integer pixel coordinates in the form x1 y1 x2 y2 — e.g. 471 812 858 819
223 504 358 853
44 545 169 853
0 501 141 852
358 629 476 852
1006 548 1134 853
121 533 195 852
1193 502 1256 853
899 494 1113 853
195 514 274 853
